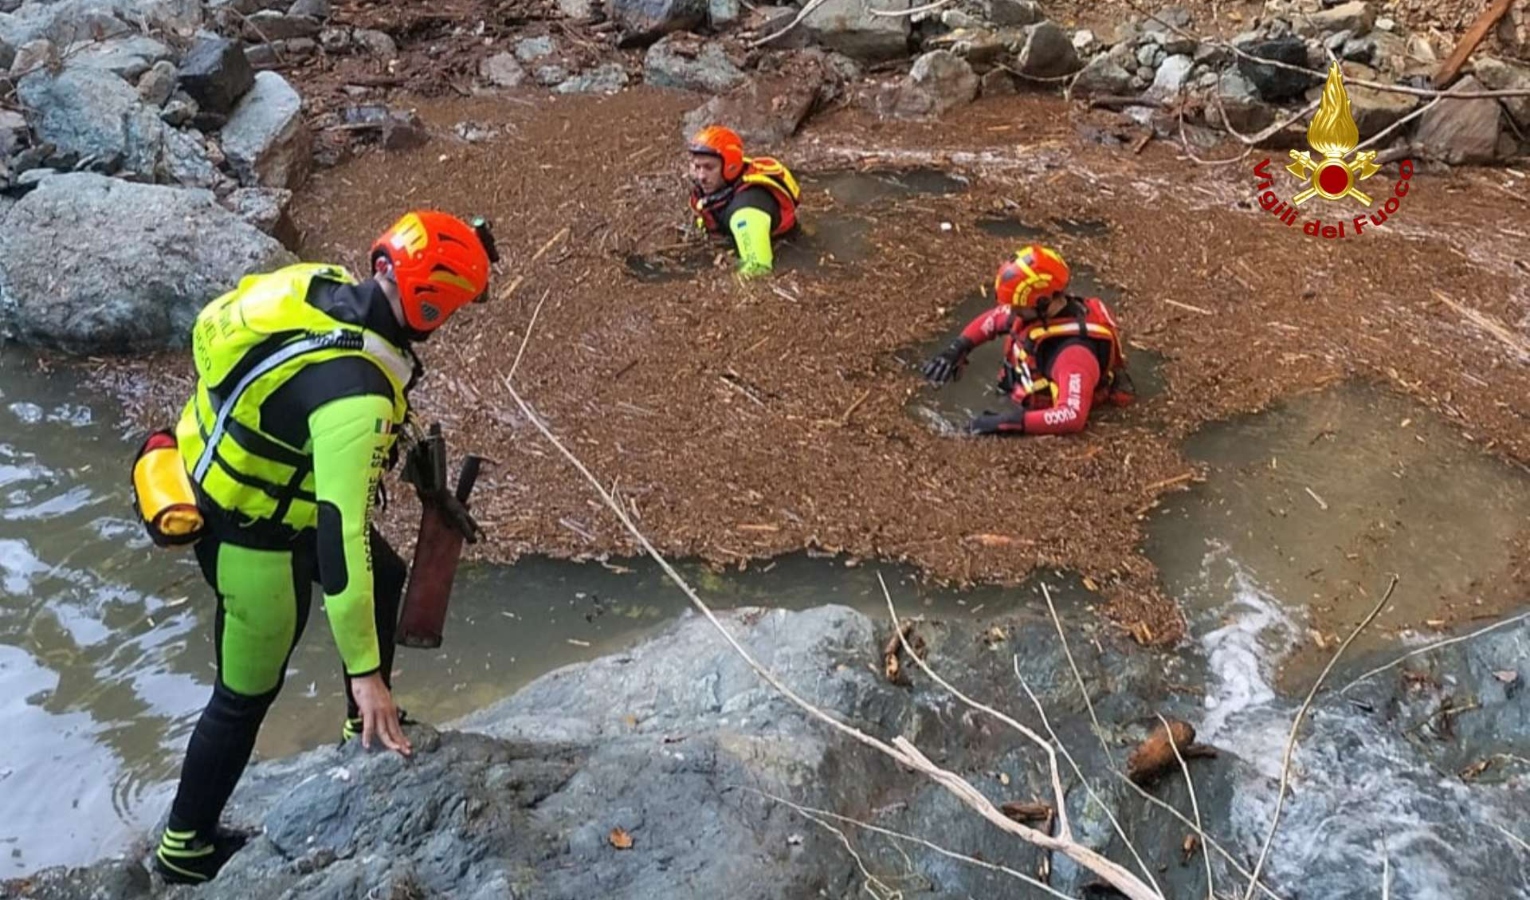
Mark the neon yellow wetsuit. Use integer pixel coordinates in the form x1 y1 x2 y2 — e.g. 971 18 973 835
157 264 418 883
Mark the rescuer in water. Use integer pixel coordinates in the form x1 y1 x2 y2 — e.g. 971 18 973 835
687 124 801 279
151 211 498 884
922 244 1134 435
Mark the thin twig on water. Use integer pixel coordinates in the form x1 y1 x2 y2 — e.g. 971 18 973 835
1336 609 1530 695
1157 713 1214 900
1241 575 1399 900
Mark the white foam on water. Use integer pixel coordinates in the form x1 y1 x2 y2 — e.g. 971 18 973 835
1192 544 1302 754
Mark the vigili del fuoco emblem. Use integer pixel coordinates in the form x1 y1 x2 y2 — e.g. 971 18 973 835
1250 60 1415 239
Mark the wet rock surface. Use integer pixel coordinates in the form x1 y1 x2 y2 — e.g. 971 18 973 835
7 597 1528 900
0 173 294 353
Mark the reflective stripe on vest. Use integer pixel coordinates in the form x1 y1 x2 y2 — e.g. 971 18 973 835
1005 299 1123 406
177 265 414 529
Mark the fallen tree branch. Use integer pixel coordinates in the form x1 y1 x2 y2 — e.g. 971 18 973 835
795 807 901 899
1041 583 1111 764
1336 608 1530 695
880 573 1073 842
501 377 1162 900
1157 713 1215 900
748 0 833 47
1240 574 1398 900
1433 0 1516 88
508 287 551 383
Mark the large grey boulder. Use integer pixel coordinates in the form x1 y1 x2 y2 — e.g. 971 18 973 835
802 0 910 63
876 49 978 119
1335 68 1419 138
681 54 838 145
16 62 219 186
1015 21 1079 78
0 173 296 354
67 35 173 80
221 70 310 189
1071 54 1132 96
1414 74 1503 164
644 35 747 93
1298 0 1374 37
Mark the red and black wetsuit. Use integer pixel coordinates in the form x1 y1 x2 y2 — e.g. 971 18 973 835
959 297 1126 435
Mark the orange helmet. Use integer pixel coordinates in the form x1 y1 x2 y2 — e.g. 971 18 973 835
688 125 745 182
370 211 499 333
994 245 1069 308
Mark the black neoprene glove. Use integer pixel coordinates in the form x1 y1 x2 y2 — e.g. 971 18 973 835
922 336 974 385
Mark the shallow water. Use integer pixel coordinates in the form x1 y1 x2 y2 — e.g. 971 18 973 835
0 348 1034 875
1145 381 1530 691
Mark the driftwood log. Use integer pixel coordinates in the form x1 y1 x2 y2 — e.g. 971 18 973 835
881 622 927 685
1125 718 1219 784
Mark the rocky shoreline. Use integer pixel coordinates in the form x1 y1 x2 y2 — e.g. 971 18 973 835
4 599 1525 899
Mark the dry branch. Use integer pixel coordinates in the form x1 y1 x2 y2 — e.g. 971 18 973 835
747 789 1079 900
1434 0 1516 88
1240 574 1398 900
880 574 1075 843
1337 609 1530 695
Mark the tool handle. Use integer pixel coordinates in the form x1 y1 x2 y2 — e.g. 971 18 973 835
455 455 483 504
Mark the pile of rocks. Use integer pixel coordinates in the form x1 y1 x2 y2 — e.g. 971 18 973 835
0 0 315 352
488 0 1527 163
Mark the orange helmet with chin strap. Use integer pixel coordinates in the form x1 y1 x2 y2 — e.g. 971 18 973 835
370 211 499 334
994 244 1069 309
688 125 746 182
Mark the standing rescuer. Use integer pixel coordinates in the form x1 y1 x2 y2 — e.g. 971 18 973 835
687 124 801 279
141 210 498 884
922 244 1134 435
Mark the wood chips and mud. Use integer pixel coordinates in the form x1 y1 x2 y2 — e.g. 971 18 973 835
87 8 1530 647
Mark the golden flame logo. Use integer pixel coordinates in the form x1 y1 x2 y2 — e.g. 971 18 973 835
1286 62 1380 206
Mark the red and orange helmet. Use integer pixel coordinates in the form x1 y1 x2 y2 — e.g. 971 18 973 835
370 211 498 333
994 245 1069 308
687 124 745 182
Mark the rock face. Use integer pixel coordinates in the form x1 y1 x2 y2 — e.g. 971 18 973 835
15 62 218 187
803 0 910 62
1342 77 1419 138
480 52 527 87
9 601 1530 900
1414 75 1503 164
877 49 978 119
611 0 708 41
221 70 310 190
681 55 836 145
1072 54 1132 96
0 173 295 354
1473 57 1530 134
644 36 748 93
177 35 256 115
